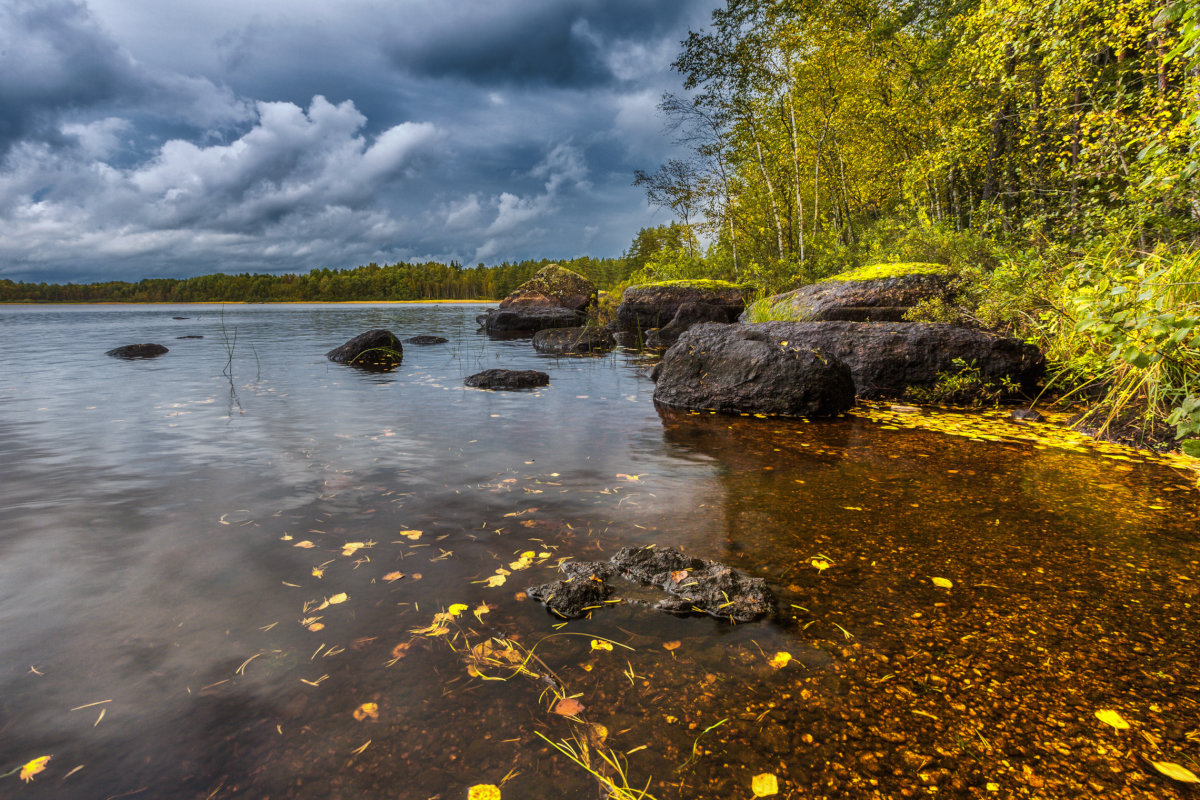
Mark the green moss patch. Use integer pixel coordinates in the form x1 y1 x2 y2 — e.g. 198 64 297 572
628 279 750 292
827 262 948 282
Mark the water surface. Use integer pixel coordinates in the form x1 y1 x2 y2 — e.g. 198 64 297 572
1 304 1197 799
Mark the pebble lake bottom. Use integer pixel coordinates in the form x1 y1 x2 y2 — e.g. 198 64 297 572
0 303 1197 799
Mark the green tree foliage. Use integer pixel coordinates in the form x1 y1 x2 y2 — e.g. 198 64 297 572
0 257 635 304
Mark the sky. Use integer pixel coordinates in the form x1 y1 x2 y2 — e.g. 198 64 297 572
0 0 716 283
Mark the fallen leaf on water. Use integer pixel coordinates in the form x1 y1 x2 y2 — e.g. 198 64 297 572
931 577 954 589
391 642 412 659
768 652 792 669
398 530 422 540
1146 758 1199 783
341 542 365 556
810 559 831 574
327 592 348 605
468 785 501 800
311 567 324 579
553 697 585 717
448 603 469 617
503 508 538 518
294 541 315 549
19 756 50 783
352 702 379 721
473 603 491 622
307 622 325 632
382 571 404 582
591 639 614 651
486 574 507 587
751 772 779 796
1096 709 1130 730
663 640 681 651
615 473 641 481
411 573 423 580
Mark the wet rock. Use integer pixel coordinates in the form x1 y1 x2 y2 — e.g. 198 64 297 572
172 316 189 320
750 320 1044 399
652 323 856 418
480 265 597 335
479 306 586 335
464 369 549 390
106 343 168 359
1011 408 1045 423
744 264 953 322
176 335 204 339
404 335 448 345
325 329 403 369
525 574 612 619
616 281 746 342
532 326 616 355
526 546 774 623
611 545 775 622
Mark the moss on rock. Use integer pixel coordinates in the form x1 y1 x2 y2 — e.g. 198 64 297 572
826 262 949 283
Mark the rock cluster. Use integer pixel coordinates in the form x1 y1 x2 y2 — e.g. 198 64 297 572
526 545 774 622
479 265 597 335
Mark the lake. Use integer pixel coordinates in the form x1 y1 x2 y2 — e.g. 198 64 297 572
1 303 1198 799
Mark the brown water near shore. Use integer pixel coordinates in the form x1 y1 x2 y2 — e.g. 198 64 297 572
1 303 1197 799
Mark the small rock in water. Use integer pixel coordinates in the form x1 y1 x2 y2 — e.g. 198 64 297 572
404 335 448 345
172 316 189 320
464 369 549 390
1010 408 1044 423
890 404 920 414
106 343 168 359
176 335 204 339
326 329 402 369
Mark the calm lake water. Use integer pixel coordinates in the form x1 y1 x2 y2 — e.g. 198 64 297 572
1 303 1198 799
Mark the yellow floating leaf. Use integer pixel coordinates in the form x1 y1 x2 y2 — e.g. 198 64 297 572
294 540 315 549
663 640 681 651
768 651 792 669
1095 709 1130 730
751 772 779 796
591 639 614 651
341 542 366 556
19 756 50 783
473 603 491 621
382 571 404 582
810 559 831 574
486 574 507 587
327 592 348 605
307 621 325 632
1147 759 1200 783
398 530 422 540
353 702 379 721
538 552 551 558
615 473 641 481
448 603 469 617
468 785 502 800
931 577 953 589
554 697 585 717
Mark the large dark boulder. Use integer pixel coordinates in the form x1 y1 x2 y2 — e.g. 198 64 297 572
106 343 168 359
480 306 585 335
616 281 746 338
464 369 549 390
480 264 597 336
645 300 745 349
744 263 953 322
326 329 402 369
499 264 597 312
532 326 616 355
652 323 856 417
751 320 1044 399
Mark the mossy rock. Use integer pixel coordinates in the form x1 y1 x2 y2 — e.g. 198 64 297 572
745 262 955 323
499 264 597 312
627 278 752 292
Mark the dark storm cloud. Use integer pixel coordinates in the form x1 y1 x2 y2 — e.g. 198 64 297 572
0 0 715 282
387 0 696 88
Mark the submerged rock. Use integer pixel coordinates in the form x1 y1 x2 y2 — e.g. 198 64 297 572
464 369 549 390
176 335 204 340
1011 408 1045 423
525 545 774 622
652 323 856 418
106 343 168 359
744 263 953 322
326 329 403 369
532 326 616 355
404 335 448 345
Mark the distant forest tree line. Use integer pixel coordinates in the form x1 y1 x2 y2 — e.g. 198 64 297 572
0 257 635 304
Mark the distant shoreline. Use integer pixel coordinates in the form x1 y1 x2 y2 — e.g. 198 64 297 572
0 299 492 306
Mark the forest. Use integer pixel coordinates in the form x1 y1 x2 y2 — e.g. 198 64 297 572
624 0 1200 447
0 257 633 305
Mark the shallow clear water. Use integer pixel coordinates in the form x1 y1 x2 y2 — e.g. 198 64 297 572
1 304 1198 799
